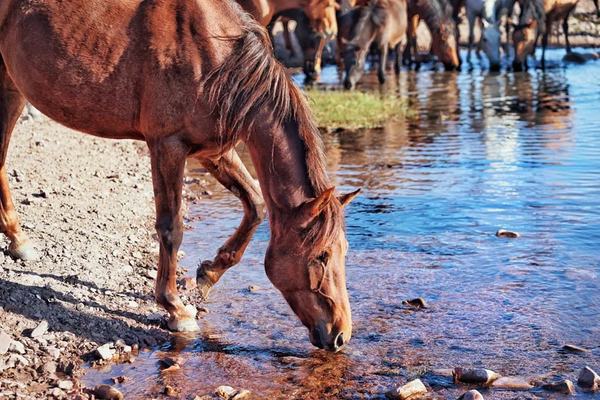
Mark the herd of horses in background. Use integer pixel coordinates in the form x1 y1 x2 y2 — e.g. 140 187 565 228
237 0 599 87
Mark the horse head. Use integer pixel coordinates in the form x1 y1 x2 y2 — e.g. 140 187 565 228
305 0 340 40
265 188 360 352
431 21 460 70
512 18 538 70
481 19 502 71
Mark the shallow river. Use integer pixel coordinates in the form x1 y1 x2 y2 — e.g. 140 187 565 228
84 49 600 399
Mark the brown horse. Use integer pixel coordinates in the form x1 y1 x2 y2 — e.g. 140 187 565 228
404 0 461 69
512 0 579 70
341 0 408 89
0 0 359 351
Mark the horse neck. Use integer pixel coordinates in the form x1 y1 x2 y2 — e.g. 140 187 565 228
243 117 327 223
416 0 444 29
270 0 309 14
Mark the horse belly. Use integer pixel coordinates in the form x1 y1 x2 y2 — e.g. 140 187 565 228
1 2 143 139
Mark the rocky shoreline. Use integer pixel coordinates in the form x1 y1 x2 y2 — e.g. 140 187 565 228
0 111 184 398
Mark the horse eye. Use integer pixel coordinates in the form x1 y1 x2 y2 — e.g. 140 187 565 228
316 252 330 265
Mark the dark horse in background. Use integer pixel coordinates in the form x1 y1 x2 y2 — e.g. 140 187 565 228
237 0 339 82
403 0 461 70
512 0 580 69
0 0 359 351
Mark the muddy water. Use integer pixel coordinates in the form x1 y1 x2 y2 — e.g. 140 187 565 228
84 49 600 399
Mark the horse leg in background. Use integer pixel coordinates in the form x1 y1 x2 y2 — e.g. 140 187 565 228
0 60 37 261
595 0 600 18
378 45 389 84
282 19 296 57
563 14 571 54
541 23 549 68
148 139 198 332
505 17 511 57
402 14 417 66
196 150 266 300
476 18 483 58
394 43 402 75
467 11 476 61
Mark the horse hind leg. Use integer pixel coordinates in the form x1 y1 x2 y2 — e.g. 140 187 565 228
563 14 572 54
0 58 37 261
196 149 266 301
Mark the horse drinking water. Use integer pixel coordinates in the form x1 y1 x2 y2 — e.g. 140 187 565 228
465 0 503 70
0 0 359 351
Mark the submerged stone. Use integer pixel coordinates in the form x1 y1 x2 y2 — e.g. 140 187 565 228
578 367 600 390
385 378 428 399
490 377 533 390
562 344 588 353
541 379 575 394
402 298 428 308
94 384 124 400
453 368 500 384
496 229 520 238
457 389 484 400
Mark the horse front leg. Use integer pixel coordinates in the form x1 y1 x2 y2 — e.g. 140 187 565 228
378 45 389 85
541 29 548 69
196 149 266 300
148 139 198 332
467 12 475 62
0 60 37 261
563 15 571 54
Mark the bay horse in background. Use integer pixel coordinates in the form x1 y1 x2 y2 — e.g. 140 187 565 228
236 0 339 81
0 0 360 352
342 0 408 89
465 0 504 70
403 0 461 70
512 0 579 70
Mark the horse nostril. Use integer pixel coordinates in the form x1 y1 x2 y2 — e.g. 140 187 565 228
335 331 345 350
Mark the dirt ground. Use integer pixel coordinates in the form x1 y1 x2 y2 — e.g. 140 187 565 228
0 110 205 398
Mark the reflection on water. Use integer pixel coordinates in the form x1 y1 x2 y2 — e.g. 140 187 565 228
84 49 600 399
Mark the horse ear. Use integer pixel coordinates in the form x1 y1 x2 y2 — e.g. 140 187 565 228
338 188 361 208
301 187 336 221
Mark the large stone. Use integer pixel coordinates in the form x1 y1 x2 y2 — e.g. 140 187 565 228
490 377 533 390
563 344 588 353
541 380 575 394
457 390 484 400
496 229 519 238
578 367 600 390
95 343 116 360
30 320 48 338
215 386 237 399
453 368 500 384
94 385 124 400
57 380 74 390
8 340 25 355
0 330 11 355
385 379 428 400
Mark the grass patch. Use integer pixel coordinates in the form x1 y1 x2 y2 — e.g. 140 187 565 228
307 89 414 130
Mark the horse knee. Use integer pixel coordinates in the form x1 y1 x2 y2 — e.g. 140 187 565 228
155 216 183 252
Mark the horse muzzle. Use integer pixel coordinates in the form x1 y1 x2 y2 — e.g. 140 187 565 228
310 324 348 352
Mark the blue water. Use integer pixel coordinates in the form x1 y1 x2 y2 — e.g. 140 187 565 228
85 48 600 399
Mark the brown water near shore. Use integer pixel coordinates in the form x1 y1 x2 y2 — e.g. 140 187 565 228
84 49 600 399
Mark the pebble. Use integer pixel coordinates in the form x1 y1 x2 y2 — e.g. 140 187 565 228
145 270 158 279
496 229 520 238
563 344 588 353
578 366 600 390
147 313 164 321
541 379 575 394
126 300 139 309
94 384 124 400
111 376 132 384
232 390 251 400
181 277 197 291
215 386 238 399
30 320 49 338
46 346 61 359
457 390 484 400
490 377 533 390
57 380 73 390
453 368 500 384
385 379 428 400
95 343 116 360
402 298 427 308
8 340 25 355
248 285 260 293
164 385 176 396
0 330 11 355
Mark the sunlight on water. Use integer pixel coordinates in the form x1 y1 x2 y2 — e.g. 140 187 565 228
85 49 600 399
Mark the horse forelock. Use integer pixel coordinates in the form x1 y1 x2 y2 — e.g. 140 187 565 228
203 1 344 251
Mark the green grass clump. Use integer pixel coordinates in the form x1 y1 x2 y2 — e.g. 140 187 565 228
307 89 413 130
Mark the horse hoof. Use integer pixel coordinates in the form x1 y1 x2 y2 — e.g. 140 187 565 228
196 262 215 301
9 241 39 261
168 316 199 332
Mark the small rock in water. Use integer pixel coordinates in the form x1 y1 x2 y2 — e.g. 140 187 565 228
0 330 11 355
181 277 197 291
57 380 73 390
111 376 132 384
164 385 176 396
30 320 49 337
247 285 260 293
385 379 428 400
215 385 238 399
490 377 533 390
578 366 600 390
496 229 519 238
453 367 500 384
563 344 588 353
457 390 484 400
95 343 116 360
541 379 575 394
402 298 427 308
94 384 124 400
431 368 454 376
